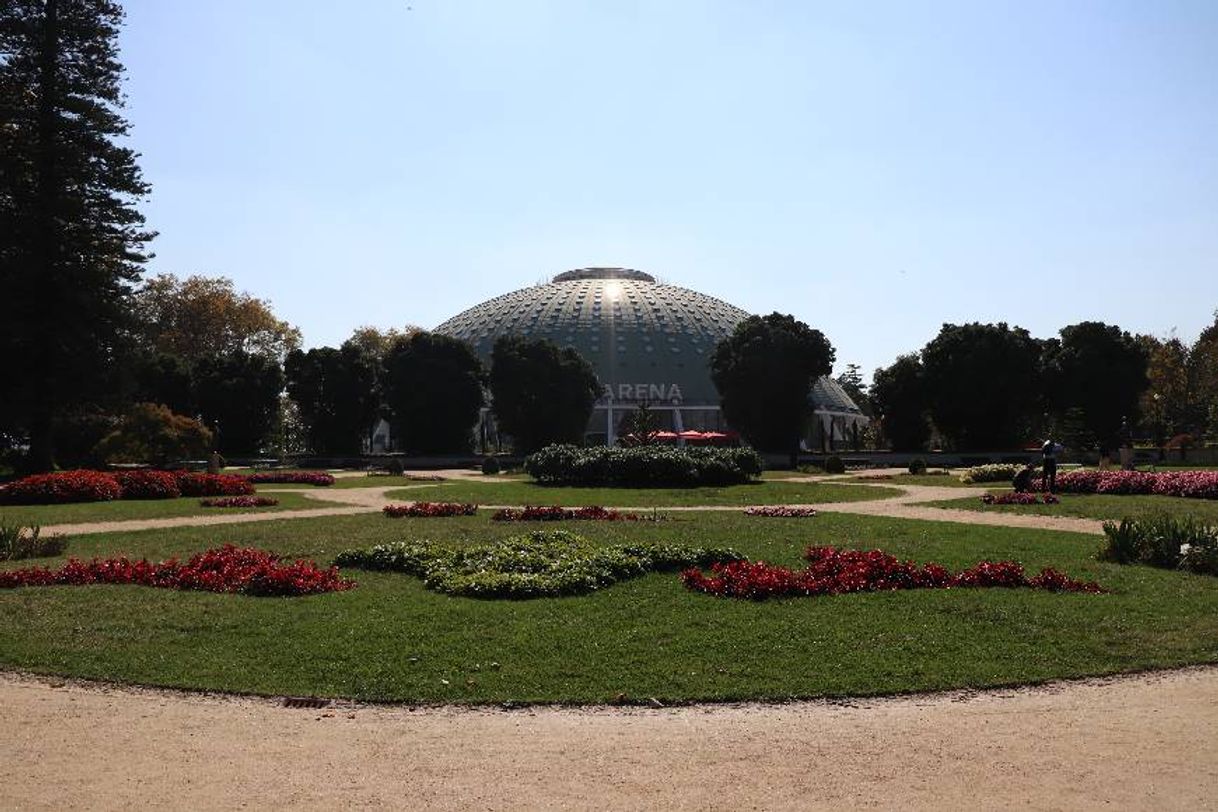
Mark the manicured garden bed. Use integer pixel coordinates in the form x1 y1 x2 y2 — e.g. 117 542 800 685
0 510 1215 704
0 491 341 527
385 480 901 508
926 493 1218 524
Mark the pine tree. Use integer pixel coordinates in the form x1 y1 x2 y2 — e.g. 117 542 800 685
0 0 153 470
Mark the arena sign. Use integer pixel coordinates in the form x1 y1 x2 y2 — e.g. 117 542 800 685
602 383 684 404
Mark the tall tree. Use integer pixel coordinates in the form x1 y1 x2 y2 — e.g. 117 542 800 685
381 332 485 455
921 322 1043 450
193 350 284 455
871 355 930 451
710 313 835 463
1138 334 1192 443
489 336 601 454
835 363 872 416
1190 311 1218 438
1041 322 1148 449
0 0 154 470
134 273 301 363
285 345 380 455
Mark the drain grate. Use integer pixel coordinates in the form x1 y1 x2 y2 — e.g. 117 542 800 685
281 696 330 709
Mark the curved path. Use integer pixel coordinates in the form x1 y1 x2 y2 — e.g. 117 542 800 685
3 667 1215 809
37 477 1106 537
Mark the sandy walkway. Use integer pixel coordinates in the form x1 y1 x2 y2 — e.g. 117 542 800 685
2 667 1215 810
38 479 1108 537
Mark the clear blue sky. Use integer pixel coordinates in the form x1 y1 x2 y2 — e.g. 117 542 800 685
118 0 1218 381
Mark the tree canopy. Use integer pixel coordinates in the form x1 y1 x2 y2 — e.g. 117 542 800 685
489 336 601 453
0 0 154 470
710 313 835 458
134 274 301 363
921 322 1042 450
1043 321 1147 449
381 332 485 455
285 345 380 455
871 355 930 451
193 351 284 455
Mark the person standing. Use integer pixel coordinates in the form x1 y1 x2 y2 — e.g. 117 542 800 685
1041 438 1062 493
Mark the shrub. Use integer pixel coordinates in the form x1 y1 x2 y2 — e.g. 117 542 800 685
907 458 927 475
112 470 182 500
383 502 477 518
959 464 1020 484
980 492 1060 505
0 524 68 561
743 506 818 517
681 545 1103 600
174 472 255 497
385 458 405 476
0 470 122 505
245 471 335 486
0 544 354 596
93 403 212 465
491 505 642 522
823 455 846 475
199 496 279 508
524 444 763 487
1100 514 1218 576
334 530 743 599
481 456 502 475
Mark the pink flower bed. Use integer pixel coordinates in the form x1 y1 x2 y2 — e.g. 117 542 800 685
744 506 818 517
681 545 1103 600
1038 470 1218 500
0 544 354 596
980 492 1060 505
200 496 279 508
383 502 478 518
491 505 642 522
245 471 336 486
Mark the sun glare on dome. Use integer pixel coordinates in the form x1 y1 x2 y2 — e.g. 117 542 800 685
603 280 624 300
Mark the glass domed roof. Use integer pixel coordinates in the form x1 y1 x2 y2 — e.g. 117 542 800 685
434 267 749 406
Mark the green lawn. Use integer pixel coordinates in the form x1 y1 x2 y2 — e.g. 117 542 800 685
1 510 1215 704
382 479 901 507
0 491 343 527
926 492 1218 523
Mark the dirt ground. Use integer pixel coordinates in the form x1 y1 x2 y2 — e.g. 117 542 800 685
2 667 1215 810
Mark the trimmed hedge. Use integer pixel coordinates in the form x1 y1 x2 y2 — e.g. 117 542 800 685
524 444 764 487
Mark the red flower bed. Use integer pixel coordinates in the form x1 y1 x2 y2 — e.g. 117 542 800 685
0 544 353 596
174 472 255 497
383 502 478 518
113 470 182 500
491 505 641 522
1040 469 1218 500
744 506 818 517
245 471 336 486
200 496 279 508
980 492 1060 505
681 545 1103 600
0 470 122 505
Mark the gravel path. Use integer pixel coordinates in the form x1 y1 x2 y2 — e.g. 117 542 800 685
3 667 1215 810
37 479 1106 537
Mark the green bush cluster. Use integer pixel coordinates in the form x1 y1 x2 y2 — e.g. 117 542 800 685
524 444 764 487
333 529 743 598
1100 514 1218 576
0 524 68 561
958 463 1020 484
907 458 927 475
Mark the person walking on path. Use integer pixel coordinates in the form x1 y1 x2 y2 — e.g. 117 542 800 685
1041 438 1063 493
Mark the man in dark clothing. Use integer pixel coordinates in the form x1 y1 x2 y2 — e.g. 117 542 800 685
1012 463 1035 493
1041 438 1062 493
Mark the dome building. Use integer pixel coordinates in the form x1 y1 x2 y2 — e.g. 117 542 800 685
434 267 866 449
